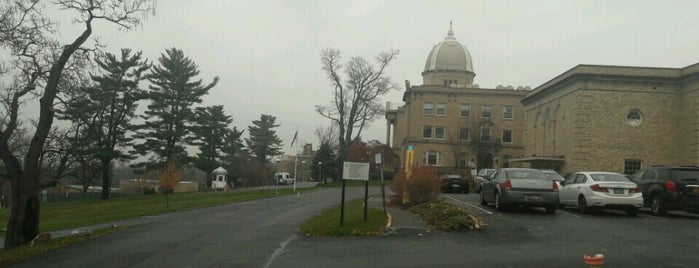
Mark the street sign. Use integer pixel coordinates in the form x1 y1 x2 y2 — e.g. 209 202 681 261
343 162 369 181
374 153 382 164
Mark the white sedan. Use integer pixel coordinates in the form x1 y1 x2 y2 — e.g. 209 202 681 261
559 172 643 216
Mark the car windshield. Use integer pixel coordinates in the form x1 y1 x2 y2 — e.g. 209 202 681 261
542 171 564 181
590 173 630 182
505 169 546 180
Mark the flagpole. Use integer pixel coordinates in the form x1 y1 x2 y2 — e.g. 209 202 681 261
291 127 298 192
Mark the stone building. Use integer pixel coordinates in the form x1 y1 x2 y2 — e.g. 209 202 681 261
516 64 699 175
386 25 529 175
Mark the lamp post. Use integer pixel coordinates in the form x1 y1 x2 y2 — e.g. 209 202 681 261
275 158 281 195
318 161 323 184
301 160 306 181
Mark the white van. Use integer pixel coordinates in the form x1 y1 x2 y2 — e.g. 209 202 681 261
275 172 294 185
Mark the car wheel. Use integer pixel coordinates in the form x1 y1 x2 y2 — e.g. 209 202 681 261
650 195 667 216
626 207 639 217
480 191 488 206
495 192 505 211
545 206 556 214
578 196 590 214
464 186 470 194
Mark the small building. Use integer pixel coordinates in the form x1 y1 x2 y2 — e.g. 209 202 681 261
211 167 228 190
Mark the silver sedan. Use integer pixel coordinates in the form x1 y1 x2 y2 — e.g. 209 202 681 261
480 168 560 213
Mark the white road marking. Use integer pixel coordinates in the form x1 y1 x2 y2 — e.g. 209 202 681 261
446 196 493 215
556 209 581 218
638 213 663 220
264 234 296 268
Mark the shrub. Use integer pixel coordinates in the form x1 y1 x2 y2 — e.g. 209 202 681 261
390 166 441 207
409 199 484 231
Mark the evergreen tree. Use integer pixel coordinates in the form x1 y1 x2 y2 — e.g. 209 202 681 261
134 48 219 168
220 127 246 186
190 105 241 186
87 49 150 199
312 141 337 184
245 114 283 164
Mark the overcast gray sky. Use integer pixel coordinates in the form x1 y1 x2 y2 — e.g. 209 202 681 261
48 0 699 155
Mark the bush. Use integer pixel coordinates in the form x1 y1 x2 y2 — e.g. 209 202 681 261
390 166 441 207
408 199 484 232
143 188 156 195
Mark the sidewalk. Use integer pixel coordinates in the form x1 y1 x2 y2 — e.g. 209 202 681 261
366 196 431 233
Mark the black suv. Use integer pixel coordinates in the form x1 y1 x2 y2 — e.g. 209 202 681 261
630 166 699 216
440 174 470 194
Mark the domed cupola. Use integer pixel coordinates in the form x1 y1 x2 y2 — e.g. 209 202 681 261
422 23 475 87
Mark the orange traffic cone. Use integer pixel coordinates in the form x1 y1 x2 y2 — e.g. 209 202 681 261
584 253 604 267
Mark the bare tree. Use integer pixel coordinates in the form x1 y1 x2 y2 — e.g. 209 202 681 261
316 49 399 177
314 123 338 149
0 0 155 249
157 161 181 209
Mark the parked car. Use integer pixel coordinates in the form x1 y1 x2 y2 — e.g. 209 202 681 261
541 170 565 189
474 168 496 193
559 172 642 216
629 166 699 216
275 172 294 185
440 174 470 194
480 168 559 213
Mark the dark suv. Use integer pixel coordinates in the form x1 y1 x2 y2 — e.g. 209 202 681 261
630 166 699 216
440 174 470 194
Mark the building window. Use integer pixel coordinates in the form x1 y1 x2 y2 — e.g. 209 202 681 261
423 103 434 115
624 159 642 175
434 127 445 139
626 109 643 126
480 126 491 141
422 150 443 166
457 153 467 167
435 103 446 116
443 79 457 86
503 106 514 119
481 105 492 118
459 128 470 140
422 126 432 139
502 130 513 143
460 104 470 117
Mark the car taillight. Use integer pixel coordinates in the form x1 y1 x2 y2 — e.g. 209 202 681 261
665 180 676 192
553 181 559 192
590 184 607 192
504 179 512 190
629 186 641 193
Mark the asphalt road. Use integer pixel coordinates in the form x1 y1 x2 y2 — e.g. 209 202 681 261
11 188 699 267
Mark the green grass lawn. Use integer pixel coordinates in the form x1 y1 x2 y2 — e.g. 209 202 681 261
300 199 388 236
0 187 316 232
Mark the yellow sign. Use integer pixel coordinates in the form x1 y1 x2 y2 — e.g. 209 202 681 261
403 145 414 204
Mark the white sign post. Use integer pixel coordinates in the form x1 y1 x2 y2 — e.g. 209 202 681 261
343 162 370 181
340 161 370 225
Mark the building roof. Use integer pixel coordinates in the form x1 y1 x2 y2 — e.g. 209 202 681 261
423 24 473 73
522 62 699 104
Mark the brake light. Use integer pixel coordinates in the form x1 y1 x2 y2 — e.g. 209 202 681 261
590 184 607 192
504 179 512 190
665 180 676 192
553 181 559 192
629 186 641 193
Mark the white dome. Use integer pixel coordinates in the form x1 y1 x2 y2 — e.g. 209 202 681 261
423 26 474 73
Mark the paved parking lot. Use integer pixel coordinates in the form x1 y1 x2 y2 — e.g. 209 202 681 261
442 192 699 266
